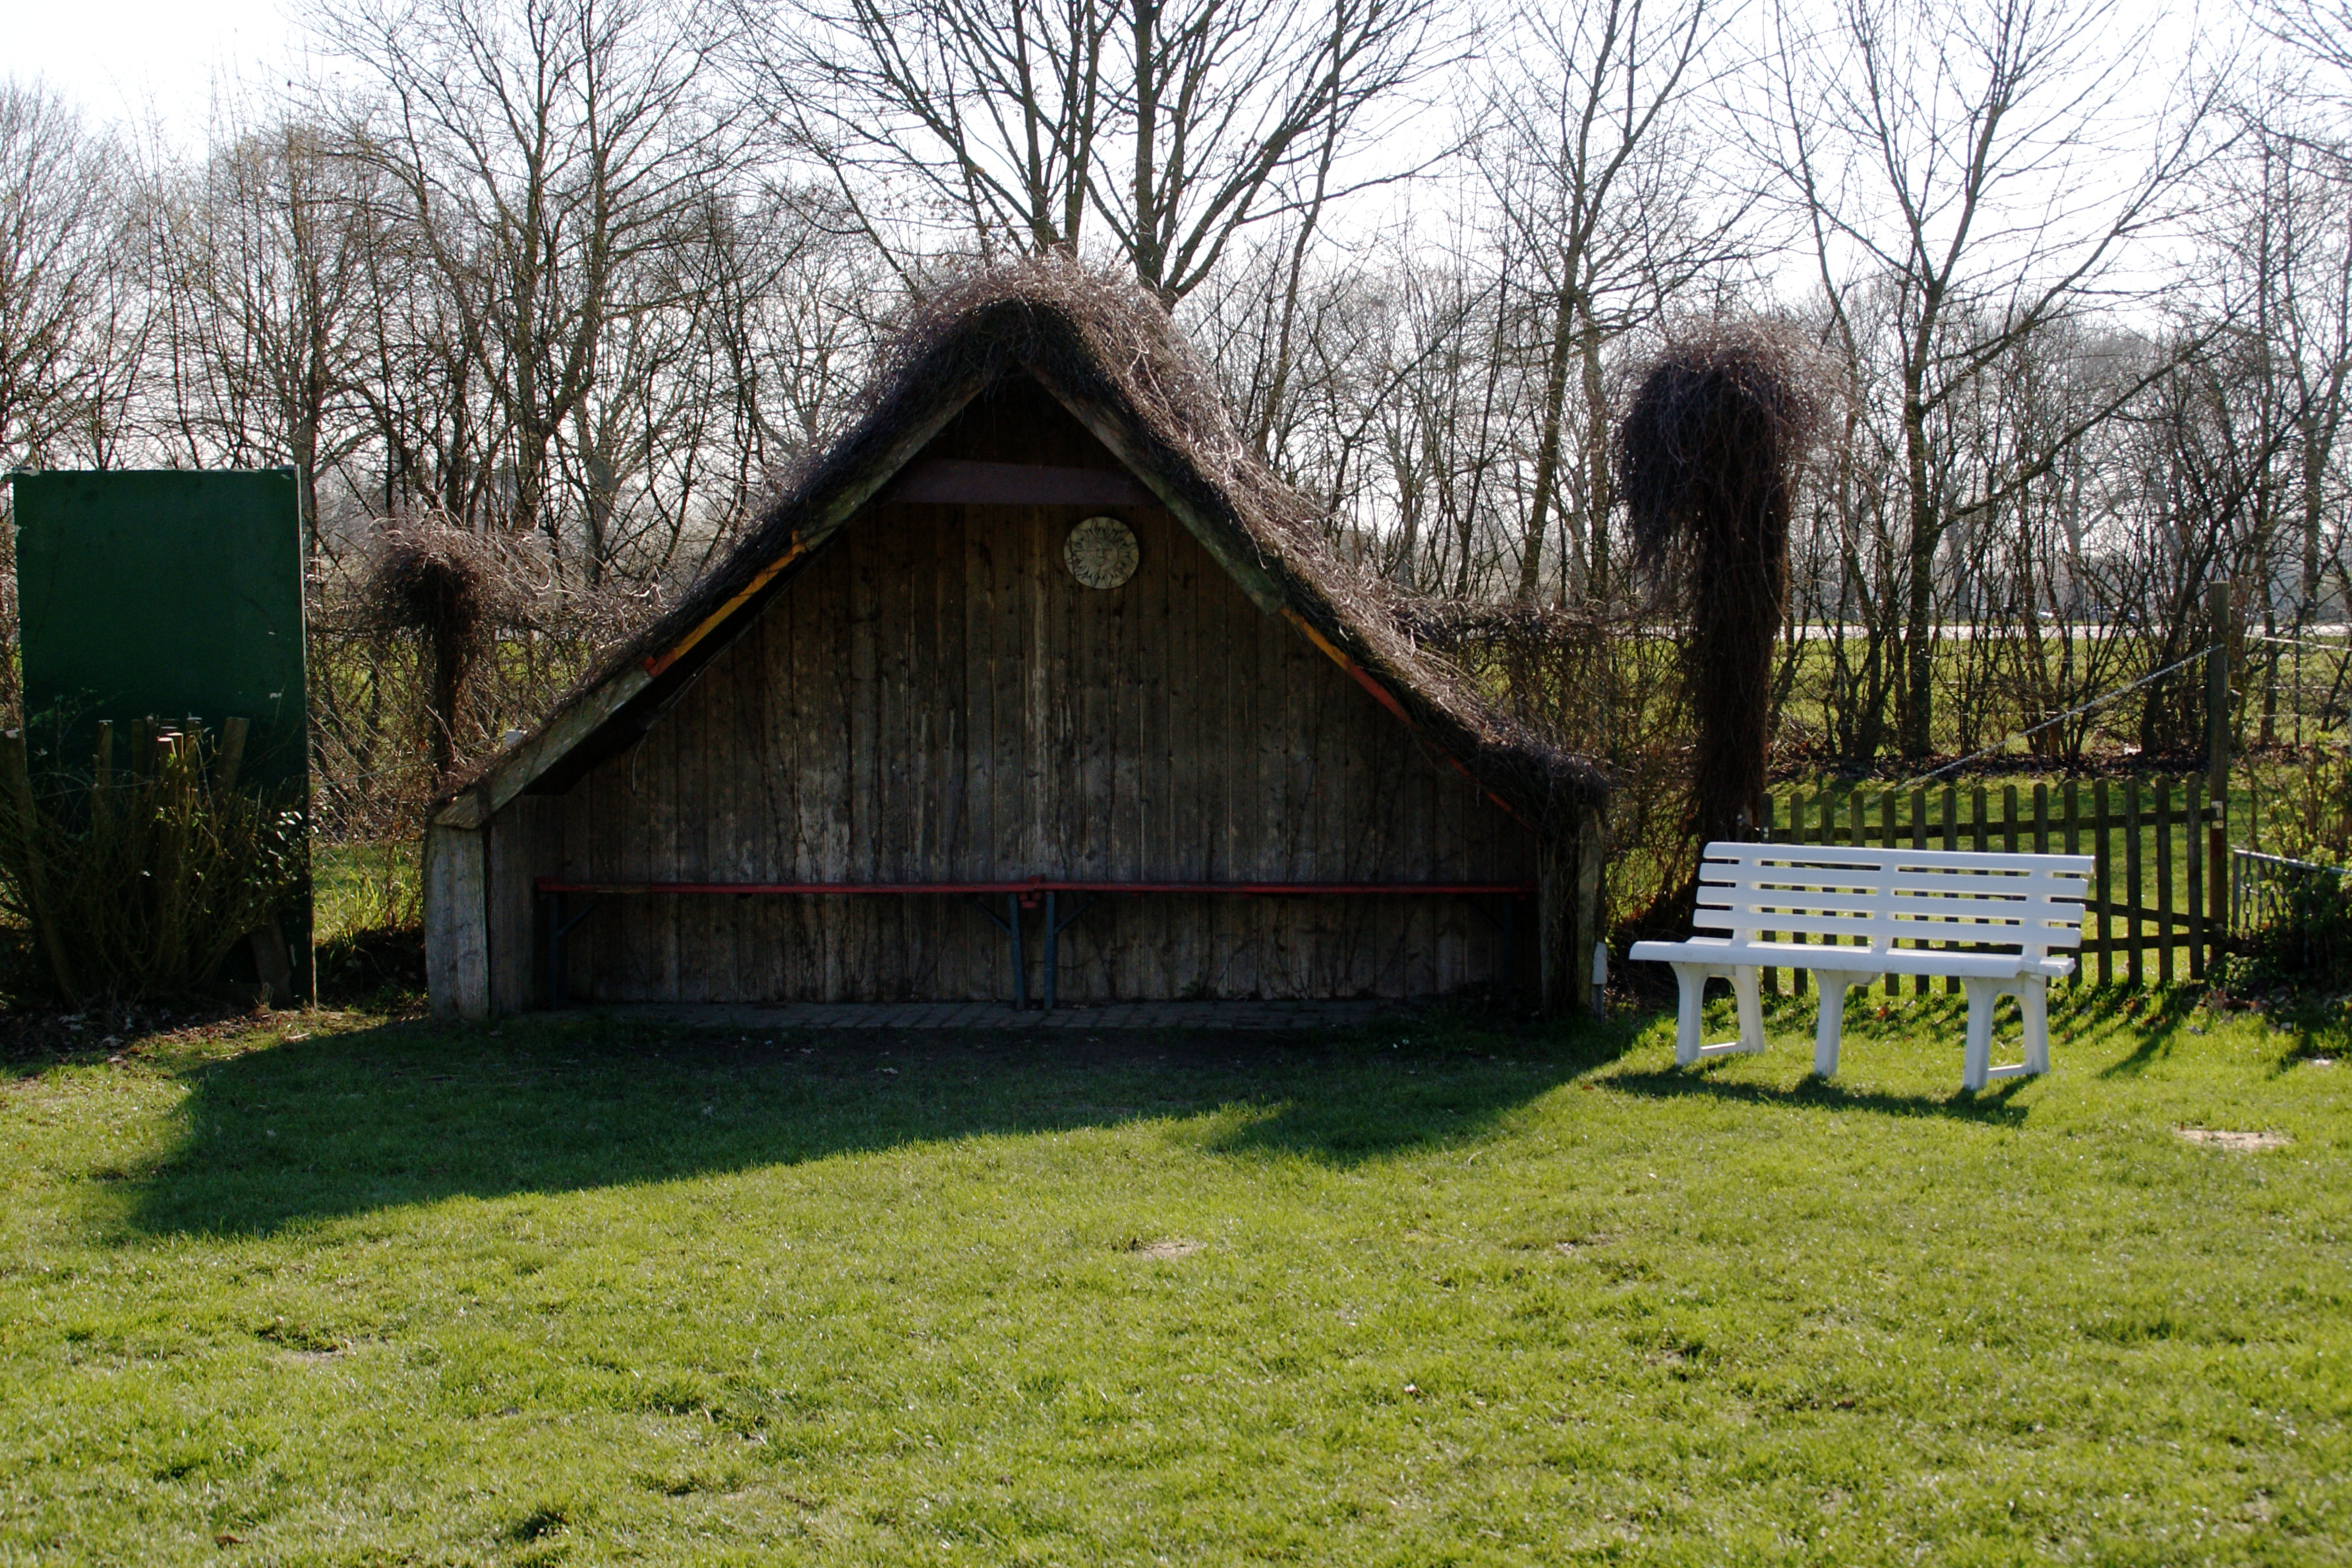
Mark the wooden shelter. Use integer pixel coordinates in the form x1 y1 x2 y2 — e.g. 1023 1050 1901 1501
424 269 1607 1016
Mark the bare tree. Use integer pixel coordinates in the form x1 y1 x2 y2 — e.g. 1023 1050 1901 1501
309 0 763 559
1759 0 2223 759
1475 0 1743 603
0 82 125 468
760 0 1455 300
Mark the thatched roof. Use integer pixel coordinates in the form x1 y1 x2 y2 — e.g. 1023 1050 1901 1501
434 263 1605 836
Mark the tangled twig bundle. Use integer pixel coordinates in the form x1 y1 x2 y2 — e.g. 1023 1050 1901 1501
363 523 523 779
1619 325 1819 854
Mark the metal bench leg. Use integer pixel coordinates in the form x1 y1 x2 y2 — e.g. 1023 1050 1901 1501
1962 979 2000 1091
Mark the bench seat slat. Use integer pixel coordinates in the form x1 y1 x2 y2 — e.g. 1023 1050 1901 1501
1630 937 2074 980
1699 888 2084 923
1701 867 2090 899
1692 911 2083 946
1701 844 2092 875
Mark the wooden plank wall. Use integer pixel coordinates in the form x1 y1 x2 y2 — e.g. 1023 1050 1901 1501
527 384 1537 1003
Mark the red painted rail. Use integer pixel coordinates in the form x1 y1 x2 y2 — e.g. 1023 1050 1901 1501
536 879 1534 896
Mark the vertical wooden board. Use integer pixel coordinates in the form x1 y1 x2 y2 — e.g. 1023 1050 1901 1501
1412 742 1446 998
1159 512 1201 993
2156 778 2175 983
1072 517 1111 882
577 761 609 1001
1426 766 1468 995
845 515 881 893
424 823 490 1018
556 784 590 1000
959 507 993 886
1258 605 1294 988
673 649 713 1001
2125 780 2144 987
1221 574 1263 993
603 750 645 1002
808 544 854 995
2187 777 2206 980
761 589 807 999
1020 505 1053 884
705 639 749 999
1113 515 1150 883
2093 780 2112 985
874 509 915 992
485 801 544 1013
1100 544 1143 994
648 697 686 1001
1130 513 1170 994
914 521 955 998
991 506 1026 892
875 507 912 884
742 606 786 1000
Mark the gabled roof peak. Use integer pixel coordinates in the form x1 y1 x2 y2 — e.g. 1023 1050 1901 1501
436 261 1604 832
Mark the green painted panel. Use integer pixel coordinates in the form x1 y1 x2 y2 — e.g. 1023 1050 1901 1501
11 469 309 789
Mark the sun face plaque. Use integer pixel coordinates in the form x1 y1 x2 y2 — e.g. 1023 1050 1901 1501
1065 514 1140 590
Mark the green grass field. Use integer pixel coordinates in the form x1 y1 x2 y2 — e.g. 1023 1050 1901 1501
4 992 2347 1565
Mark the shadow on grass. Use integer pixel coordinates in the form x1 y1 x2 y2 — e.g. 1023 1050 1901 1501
2089 986 2206 1079
119 1008 1649 1238
1602 1063 2034 1124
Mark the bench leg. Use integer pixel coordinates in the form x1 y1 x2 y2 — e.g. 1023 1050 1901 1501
1809 970 1872 1079
2022 978 2050 1076
1962 979 2000 1091
1961 977 2054 1089
1732 965 1764 1053
1672 964 1707 1066
1668 962 1765 1064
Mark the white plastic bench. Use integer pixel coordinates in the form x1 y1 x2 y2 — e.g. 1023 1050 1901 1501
1630 842 2092 1091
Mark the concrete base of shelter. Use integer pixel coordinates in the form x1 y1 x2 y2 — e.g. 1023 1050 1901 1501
609 1000 1401 1031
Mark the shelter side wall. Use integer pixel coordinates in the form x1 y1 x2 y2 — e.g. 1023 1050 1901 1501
550 499 1535 1002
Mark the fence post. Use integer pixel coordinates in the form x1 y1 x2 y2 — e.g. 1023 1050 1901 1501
2207 581 2232 974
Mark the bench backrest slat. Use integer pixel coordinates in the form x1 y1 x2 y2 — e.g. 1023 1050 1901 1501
1693 840 2089 956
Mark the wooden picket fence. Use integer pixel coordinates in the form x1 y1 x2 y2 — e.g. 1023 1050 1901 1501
1753 778 2226 994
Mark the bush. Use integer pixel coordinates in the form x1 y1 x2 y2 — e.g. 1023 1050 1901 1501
0 724 308 1006
2245 745 2352 991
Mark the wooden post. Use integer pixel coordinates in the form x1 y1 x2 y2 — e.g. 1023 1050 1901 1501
2125 780 2144 987
2094 779 2112 986
213 716 250 793
2208 581 2231 970
425 819 491 1018
1539 802 1605 1018
2156 778 2175 984
2188 776 2206 979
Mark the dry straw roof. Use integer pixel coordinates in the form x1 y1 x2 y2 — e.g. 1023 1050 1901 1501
438 262 1604 835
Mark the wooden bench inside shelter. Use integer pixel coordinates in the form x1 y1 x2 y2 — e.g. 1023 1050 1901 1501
1631 842 2092 1091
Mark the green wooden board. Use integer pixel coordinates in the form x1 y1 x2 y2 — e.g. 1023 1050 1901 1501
11 469 309 787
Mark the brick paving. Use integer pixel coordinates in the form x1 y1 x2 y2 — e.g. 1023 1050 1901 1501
628 999 1396 1031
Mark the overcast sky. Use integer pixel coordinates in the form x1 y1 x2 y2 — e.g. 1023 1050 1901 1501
8 0 309 143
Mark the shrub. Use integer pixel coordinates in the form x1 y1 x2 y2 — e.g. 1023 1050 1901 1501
0 723 307 1006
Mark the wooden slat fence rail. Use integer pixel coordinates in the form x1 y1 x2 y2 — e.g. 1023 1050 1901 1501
1752 778 2225 993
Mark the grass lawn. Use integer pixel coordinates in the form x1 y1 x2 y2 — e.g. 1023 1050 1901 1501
3 991 2347 1564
